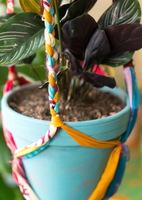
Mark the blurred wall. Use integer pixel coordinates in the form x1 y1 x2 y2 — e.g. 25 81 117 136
89 0 142 86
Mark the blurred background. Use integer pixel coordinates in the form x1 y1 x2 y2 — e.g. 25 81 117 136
0 0 142 199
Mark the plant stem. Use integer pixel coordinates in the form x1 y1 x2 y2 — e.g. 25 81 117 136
54 0 64 68
29 64 44 85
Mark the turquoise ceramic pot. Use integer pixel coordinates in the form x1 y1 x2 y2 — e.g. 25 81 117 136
1 83 130 200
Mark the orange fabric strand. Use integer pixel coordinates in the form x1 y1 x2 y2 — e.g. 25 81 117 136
50 108 57 116
52 28 55 37
51 116 121 200
88 145 121 200
51 116 121 148
44 9 52 24
53 91 59 103
45 42 54 57
48 75 55 88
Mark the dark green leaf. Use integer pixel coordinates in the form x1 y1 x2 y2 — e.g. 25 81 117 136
101 51 134 67
38 81 49 89
104 24 142 52
17 53 36 65
82 71 116 88
0 12 45 66
59 0 98 26
83 30 110 70
98 0 141 29
0 13 16 27
62 14 98 60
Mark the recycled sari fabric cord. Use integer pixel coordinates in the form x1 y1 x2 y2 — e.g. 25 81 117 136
2 1 139 200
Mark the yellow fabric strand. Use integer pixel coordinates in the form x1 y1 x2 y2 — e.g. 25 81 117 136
88 145 121 200
51 116 121 200
44 9 52 24
48 75 55 88
51 116 121 148
52 28 55 37
45 42 54 57
50 107 58 116
14 146 40 158
53 91 59 103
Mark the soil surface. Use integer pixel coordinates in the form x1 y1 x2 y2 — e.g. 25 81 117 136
9 88 125 121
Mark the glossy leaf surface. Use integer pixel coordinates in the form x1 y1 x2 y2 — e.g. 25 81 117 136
0 12 45 66
19 0 41 15
101 51 134 67
104 24 142 52
98 0 141 29
98 0 140 67
0 13 16 27
83 30 110 70
64 49 82 77
82 71 116 88
59 0 98 25
59 1 76 22
62 14 98 60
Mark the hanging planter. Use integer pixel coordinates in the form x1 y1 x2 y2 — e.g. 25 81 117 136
2 82 130 200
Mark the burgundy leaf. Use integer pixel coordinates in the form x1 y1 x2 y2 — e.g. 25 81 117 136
83 30 110 70
82 71 116 88
59 1 77 23
59 0 97 26
64 49 82 77
104 23 142 52
61 14 98 60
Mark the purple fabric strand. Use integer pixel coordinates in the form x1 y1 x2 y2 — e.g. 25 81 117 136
54 84 58 92
49 100 55 104
43 1 50 7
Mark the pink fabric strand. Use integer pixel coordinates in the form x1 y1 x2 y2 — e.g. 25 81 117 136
123 67 132 109
6 0 14 14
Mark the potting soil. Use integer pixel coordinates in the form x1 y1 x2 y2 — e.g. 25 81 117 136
9 88 125 121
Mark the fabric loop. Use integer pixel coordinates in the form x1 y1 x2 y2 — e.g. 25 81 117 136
89 145 121 200
51 116 121 148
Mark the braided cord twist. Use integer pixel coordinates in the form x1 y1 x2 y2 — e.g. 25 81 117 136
14 0 60 158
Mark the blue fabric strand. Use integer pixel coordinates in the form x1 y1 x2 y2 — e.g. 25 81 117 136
49 84 55 99
54 102 59 113
121 67 139 143
50 5 54 15
24 140 51 159
47 54 55 66
45 21 53 34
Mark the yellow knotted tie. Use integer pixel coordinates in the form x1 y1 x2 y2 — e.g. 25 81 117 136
51 116 121 200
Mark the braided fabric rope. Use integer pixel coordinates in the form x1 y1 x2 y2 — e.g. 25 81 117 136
14 0 60 159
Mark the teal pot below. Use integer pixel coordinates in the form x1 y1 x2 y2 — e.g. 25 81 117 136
1 83 130 200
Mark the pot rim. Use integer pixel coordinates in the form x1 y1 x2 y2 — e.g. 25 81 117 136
1 81 130 127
